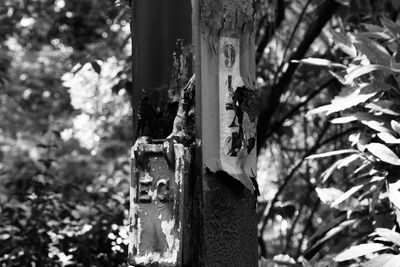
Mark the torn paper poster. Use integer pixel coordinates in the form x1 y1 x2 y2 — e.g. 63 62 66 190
217 37 257 191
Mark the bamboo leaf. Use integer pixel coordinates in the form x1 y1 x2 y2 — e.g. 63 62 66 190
316 187 360 211
308 86 377 115
305 219 356 255
363 254 399 267
334 243 388 262
381 17 400 38
361 120 393 134
320 155 361 183
362 23 386 33
331 185 363 208
366 101 400 116
292 58 346 68
331 31 357 57
337 154 361 169
353 36 392 66
306 149 358 159
389 181 400 210
355 32 392 40
375 228 400 246
378 133 400 144
344 65 400 84
391 121 400 135
366 143 400 165
331 116 358 124
315 187 344 206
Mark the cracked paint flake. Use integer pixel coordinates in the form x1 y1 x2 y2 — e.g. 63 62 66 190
161 219 175 249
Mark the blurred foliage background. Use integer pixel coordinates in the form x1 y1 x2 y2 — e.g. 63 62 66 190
0 0 132 266
1 0 400 266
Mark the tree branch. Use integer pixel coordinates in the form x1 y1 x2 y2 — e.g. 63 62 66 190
258 121 330 257
295 199 320 258
257 0 340 151
256 0 285 64
275 0 313 82
266 78 335 140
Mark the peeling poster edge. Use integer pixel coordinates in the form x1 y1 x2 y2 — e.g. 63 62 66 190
212 36 257 192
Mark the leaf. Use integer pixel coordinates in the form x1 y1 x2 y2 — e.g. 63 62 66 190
375 228 400 246
380 255 400 267
320 156 358 183
0 233 10 240
308 86 377 115
378 133 400 144
396 45 400 63
389 181 400 210
391 121 400 135
345 112 393 134
308 214 346 244
333 0 350 6
362 120 393 134
292 58 346 68
306 149 358 159
356 32 392 40
366 143 400 165
337 154 361 169
305 219 356 255
334 243 388 262
331 116 358 124
362 23 386 33
316 187 344 206
329 70 346 84
366 101 400 116
316 187 360 210
331 185 363 208
344 65 400 84
381 17 400 38
363 254 399 267
331 31 356 57
353 36 392 66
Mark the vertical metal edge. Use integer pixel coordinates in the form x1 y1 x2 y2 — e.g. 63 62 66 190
128 144 140 265
191 0 203 265
130 0 140 142
173 143 186 266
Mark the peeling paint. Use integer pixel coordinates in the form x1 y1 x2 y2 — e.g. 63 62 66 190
161 219 175 249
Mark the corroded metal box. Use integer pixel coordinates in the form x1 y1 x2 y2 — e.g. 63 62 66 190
129 137 190 266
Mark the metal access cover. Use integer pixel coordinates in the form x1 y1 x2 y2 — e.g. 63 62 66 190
129 137 190 266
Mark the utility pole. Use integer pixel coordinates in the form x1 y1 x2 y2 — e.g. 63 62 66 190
129 1 258 266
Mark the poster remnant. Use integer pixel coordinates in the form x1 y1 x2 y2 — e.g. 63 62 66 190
218 37 257 191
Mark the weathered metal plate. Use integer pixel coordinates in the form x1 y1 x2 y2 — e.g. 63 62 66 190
129 137 190 266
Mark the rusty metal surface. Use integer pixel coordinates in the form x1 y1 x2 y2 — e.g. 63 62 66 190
129 137 190 266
